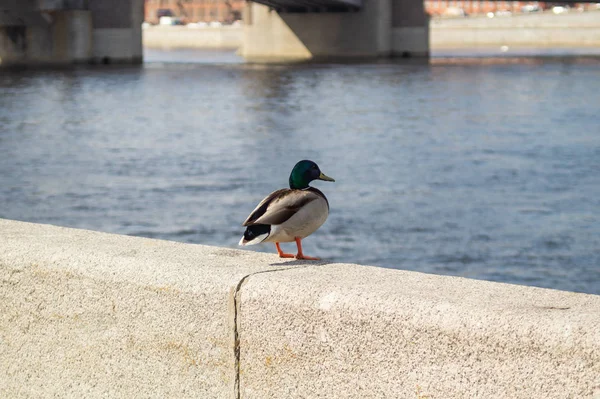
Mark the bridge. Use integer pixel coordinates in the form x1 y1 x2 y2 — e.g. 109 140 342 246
249 0 362 12
0 0 428 63
0 0 143 65
240 0 429 60
0 0 596 65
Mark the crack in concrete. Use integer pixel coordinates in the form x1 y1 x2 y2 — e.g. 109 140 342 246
232 264 312 399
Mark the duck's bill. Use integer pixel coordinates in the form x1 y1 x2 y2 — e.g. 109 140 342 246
318 172 335 182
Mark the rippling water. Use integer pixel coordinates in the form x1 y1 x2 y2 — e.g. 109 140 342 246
1 51 599 294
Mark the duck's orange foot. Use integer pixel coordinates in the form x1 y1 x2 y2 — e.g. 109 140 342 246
275 243 295 258
295 254 320 261
294 237 320 261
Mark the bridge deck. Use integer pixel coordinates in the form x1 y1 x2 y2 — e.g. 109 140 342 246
249 0 361 12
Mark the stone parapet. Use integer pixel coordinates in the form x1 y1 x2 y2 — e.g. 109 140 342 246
1 219 598 398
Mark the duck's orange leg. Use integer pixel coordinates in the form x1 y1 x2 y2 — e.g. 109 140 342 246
294 237 320 260
275 242 295 258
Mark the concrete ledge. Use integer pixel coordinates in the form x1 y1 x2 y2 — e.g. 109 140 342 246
1 219 599 398
0 219 285 397
431 12 600 48
239 266 600 398
143 26 243 50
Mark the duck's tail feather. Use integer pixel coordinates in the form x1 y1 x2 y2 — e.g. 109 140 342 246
238 224 271 246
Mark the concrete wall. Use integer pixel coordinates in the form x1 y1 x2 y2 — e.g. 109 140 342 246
1 218 599 398
431 11 600 48
143 25 242 50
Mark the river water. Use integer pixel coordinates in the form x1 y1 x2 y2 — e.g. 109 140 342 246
1 50 599 294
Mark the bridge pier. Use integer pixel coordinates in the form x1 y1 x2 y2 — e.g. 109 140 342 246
0 8 93 65
0 0 143 66
391 0 429 57
240 0 429 61
89 0 144 64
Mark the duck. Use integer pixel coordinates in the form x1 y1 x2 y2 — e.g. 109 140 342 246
239 160 335 260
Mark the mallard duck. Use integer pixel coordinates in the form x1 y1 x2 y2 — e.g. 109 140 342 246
239 160 335 260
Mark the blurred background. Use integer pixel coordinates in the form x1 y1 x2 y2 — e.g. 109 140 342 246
142 0 600 26
1 0 599 294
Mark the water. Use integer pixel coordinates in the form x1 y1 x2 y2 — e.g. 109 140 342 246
1 51 599 295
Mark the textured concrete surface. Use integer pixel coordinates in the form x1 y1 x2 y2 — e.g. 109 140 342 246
431 12 600 48
1 219 599 398
143 26 243 50
0 219 287 398
239 264 600 398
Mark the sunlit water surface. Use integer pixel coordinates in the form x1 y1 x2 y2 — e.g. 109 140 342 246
1 50 599 294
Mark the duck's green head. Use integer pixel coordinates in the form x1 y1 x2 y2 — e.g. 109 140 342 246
289 160 335 189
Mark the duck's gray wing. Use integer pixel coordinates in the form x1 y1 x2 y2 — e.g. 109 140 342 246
242 189 319 226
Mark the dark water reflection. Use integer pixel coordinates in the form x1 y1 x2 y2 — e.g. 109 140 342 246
1 53 599 294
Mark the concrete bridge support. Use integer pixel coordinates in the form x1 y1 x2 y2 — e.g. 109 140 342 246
240 0 429 61
89 0 143 64
0 0 143 66
391 0 429 57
